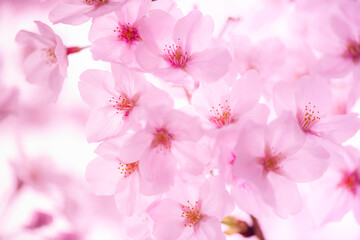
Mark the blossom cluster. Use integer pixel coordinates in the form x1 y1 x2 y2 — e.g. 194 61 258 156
4 0 360 239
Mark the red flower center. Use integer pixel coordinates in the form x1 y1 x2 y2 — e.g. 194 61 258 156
109 94 136 117
338 170 360 195
151 128 173 151
343 41 360 63
85 0 108 6
114 23 141 43
164 40 189 68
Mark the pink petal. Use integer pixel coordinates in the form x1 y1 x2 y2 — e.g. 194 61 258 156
330 15 354 41
139 149 177 195
273 81 297 116
312 113 360 143
267 173 302 217
265 113 306 156
91 37 130 63
314 55 352 78
135 42 164 71
138 9 177 54
194 216 225 240
78 69 117 107
49 3 91 25
282 142 329 182
85 155 122 195
231 181 272 218
95 131 152 163
295 75 332 116
114 171 140 216
172 141 210 175
230 69 263 117
233 152 271 194
116 0 151 25
186 48 231 82
198 177 234 220
89 13 118 42
111 63 147 95
173 10 214 52
147 199 185 240
85 106 124 142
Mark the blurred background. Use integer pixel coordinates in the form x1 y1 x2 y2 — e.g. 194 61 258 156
1 0 360 239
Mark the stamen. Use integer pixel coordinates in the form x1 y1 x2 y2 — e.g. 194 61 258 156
41 48 57 66
114 23 141 43
297 102 321 133
209 100 232 128
85 0 108 6
117 161 139 178
181 201 201 227
151 128 173 151
338 170 360 195
109 95 136 117
343 40 360 63
164 39 189 68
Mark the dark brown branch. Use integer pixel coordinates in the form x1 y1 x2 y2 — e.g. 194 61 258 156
222 215 266 240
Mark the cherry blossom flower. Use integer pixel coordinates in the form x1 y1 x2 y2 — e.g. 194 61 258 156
135 9 231 84
233 113 329 217
49 0 126 25
307 145 360 225
311 6 360 79
15 21 68 102
147 177 234 240
191 70 264 131
85 153 154 216
89 0 151 65
79 64 173 142
95 106 208 195
273 75 360 144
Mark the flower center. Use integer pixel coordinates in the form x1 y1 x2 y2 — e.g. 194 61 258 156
181 201 201 227
164 40 189 68
117 161 139 178
151 128 173 151
85 0 108 5
114 23 140 43
338 170 360 195
343 41 360 63
209 100 233 128
296 102 320 133
41 48 57 66
260 147 285 172
109 95 136 117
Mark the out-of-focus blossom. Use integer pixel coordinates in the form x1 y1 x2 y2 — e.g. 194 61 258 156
24 211 53 230
0 86 19 122
312 5 360 79
308 146 360 225
49 0 126 25
15 21 68 102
